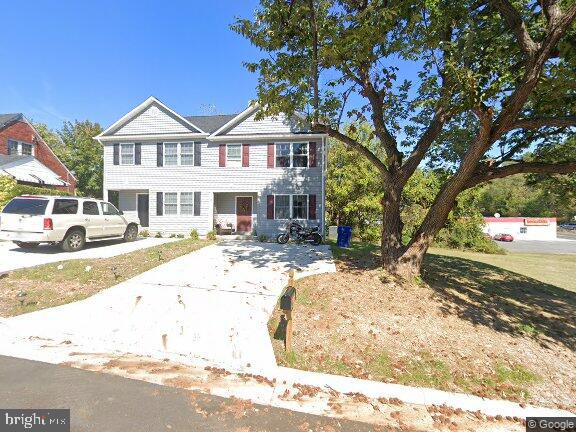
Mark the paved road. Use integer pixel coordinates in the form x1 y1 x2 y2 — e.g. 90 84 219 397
0 237 175 273
0 355 374 432
497 239 576 254
0 241 335 374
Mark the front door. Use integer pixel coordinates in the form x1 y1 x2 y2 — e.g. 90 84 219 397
137 194 149 228
236 197 252 233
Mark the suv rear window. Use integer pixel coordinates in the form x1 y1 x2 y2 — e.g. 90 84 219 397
2 198 49 215
52 199 79 215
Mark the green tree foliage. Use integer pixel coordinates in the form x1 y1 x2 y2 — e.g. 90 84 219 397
35 121 103 198
0 177 68 208
233 0 576 276
327 124 499 252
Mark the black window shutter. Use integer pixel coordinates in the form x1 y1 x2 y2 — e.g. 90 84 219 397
194 142 201 166
157 143 163 167
194 192 201 216
156 192 163 216
113 143 119 165
135 143 141 165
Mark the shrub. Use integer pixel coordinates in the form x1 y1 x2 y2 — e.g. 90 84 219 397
169 233 176 238
176 234 184 238
258 234 269 242
139 230 150 238
206 230 217 240
189 229 199 240
0 176 69 209
155 232 163 238
434 216 504 254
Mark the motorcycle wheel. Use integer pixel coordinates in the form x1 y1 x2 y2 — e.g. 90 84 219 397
276 233 289 244
309 233 322 246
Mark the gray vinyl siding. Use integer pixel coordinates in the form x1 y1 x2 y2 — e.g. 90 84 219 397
103 138 325 237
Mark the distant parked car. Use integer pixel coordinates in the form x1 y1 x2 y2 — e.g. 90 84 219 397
559 223 576 231
0 195 140 251
493 233 514 242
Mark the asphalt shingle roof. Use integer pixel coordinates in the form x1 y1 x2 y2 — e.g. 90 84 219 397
184 114 238 134
0 113 23 129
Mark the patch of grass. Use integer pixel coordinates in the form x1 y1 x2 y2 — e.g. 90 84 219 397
495 363 540 386
367 352 394 380
397 352 452 388
1 238 214 317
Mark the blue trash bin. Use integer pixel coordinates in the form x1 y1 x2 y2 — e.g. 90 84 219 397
337 226 352 248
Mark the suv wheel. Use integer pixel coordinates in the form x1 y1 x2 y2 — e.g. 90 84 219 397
124 224 138 242
14 241 39 249
61 229 86 252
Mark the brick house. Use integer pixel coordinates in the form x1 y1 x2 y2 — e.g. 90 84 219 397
0 114 76 193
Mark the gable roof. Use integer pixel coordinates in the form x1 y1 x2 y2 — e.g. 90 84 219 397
0 114 77 182
0 154 28 166
184 114 238 134
97 96 207 138
0 113 23 129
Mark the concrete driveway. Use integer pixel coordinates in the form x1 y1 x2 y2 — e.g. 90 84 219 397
0 241 335 373
0 238 176 273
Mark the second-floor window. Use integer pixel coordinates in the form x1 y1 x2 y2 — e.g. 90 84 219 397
164 143 178 166
163 142 195 166
227 144 242 167
275 142 308 168
7 139 34 156
120 143 134 165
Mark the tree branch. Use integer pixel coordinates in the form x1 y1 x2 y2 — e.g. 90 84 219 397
314 123 391 181
357 65 403 169
466 161 576 188
489 0 540 56
398 106 451 183
491 3 576 139
502 116 576 132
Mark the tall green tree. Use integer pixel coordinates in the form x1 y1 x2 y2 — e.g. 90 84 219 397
35 121 103 198
233 0 576 277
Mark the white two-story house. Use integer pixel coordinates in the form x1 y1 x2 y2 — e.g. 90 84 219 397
96 97 327 237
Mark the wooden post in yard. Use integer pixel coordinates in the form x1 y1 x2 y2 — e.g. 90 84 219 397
284 269 295 353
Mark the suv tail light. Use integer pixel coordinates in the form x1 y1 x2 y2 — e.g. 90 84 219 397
43 218 53 230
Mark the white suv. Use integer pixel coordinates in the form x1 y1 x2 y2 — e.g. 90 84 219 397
0 195 140 252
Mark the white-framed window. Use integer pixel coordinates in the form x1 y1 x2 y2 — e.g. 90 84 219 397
292 143 308 167
274 195 291 219
164 143 178 166
274 194 309 220
275 142 309 168
227 144 242 167
520 227 527 234
180 142 194 166
275 143 291 167
21 143 33 156
7 139 34 156
292 194 308 219
180 192 194 215
120 143 134 165
164 192 178 215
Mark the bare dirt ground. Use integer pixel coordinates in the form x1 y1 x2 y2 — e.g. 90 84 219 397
269 244 576 412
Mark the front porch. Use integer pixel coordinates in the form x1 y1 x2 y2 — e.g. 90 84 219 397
213 192 258 235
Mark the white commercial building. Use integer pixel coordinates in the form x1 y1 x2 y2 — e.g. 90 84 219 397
483 217 557 241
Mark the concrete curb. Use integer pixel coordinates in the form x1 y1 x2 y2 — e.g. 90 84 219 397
275 367 574 419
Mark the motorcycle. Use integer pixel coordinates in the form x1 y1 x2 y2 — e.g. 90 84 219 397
276 220 323 246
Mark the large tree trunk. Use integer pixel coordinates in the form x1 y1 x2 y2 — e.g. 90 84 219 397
380 186 405 271
381 180 462 279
